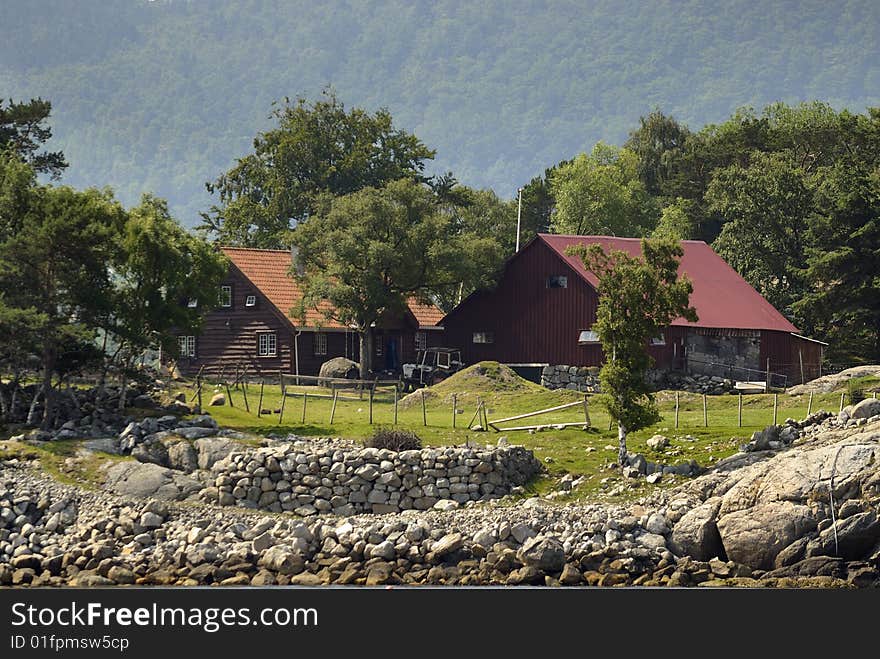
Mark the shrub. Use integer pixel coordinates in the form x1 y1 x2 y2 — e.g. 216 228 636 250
366 427 422 451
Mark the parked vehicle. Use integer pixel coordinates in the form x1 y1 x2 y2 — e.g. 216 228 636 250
401 347 464 391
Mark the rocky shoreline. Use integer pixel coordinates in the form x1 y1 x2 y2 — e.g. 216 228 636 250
1 405 878 588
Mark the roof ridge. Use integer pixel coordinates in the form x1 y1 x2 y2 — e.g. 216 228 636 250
219 246 291 253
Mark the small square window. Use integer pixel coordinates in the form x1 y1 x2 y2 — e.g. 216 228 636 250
415 331 427 351
178 335 196 357
314 332 327 356
187 298 198 308
220 285 232 308
473 332 494 344
245 295 256 307
547 275 568 288
258 332 277 357
578 330 599 344
651 334 666 346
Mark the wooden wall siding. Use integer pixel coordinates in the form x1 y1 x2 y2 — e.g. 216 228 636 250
443 240 600 366
177 267 293 376
760 331 823 384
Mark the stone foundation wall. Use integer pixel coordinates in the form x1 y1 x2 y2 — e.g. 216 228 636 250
685 331 760 377
201 439 542 516
540 365 601 392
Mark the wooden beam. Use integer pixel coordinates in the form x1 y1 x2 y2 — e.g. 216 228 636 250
496 421 590 432
488 400 585 426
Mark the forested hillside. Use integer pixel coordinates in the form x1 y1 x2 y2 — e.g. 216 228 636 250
2 0 879 222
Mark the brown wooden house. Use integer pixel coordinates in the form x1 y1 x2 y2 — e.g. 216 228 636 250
175 247 445 377
441 234 825 386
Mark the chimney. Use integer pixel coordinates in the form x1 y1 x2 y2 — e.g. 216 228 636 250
291 245 305 276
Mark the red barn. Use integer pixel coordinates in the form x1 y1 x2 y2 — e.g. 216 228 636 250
175 247 445 377
441 234 824 387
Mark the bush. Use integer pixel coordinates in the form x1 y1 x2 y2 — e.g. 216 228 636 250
366 427 422 451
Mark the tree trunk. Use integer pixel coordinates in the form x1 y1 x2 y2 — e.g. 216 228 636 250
26 389 42 426
358 330 373 380
617 421 628 466
40 344 55 430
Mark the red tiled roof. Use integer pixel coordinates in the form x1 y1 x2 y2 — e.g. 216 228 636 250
538 234 800 333
219 247 444 329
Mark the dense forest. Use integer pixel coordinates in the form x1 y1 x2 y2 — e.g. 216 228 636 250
2 0 879 223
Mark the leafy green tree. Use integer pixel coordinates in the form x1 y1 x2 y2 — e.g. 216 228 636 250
794 162 880 362
110 194 227 406
625 110 691 197
0 97 67 178
202 89 436 248
652 198 698 240
0 179 124 428
707 152 812 314
517 161 569 244
289 178 474 378
568 239 697 465
550 143 659 237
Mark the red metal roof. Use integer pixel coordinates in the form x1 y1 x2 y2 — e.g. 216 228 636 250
538 234 800 333
220 247 444 329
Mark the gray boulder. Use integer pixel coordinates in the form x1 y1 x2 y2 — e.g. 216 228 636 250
166 439 199 473
851 397 880 420
195 437 239 471
669 498 724 561
318 357 359 386
131 439 169 467
517 535 566 572
716 501 817 570
103 461 202 501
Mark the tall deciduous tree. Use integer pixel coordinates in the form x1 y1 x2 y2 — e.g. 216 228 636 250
0 97 67 178
568 239 697 465
201 89 435 248
707 152 812 314
289 178 473 378
550 143 659 237
110 194 227 404
0 179 124 428
625 110 691 197
794 163 880 363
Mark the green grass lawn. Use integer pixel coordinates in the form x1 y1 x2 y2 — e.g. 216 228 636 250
178 366 846 499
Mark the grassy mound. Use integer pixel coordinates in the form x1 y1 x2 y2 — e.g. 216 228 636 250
399 361 548 409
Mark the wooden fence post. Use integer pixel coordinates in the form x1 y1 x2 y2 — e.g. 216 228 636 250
225 380 234 408
807 391 813 416
196 374 203 413
468 401 482 430
330 389 339 424
393 386 398 425
839 392 845 412
257 380 264 418
582 394 591 428
452 393 457 429
773 393 778 425
301 391 308 424
278 373 286 424
674 391 679 429
241 378 250 414
421 389 427 426
702 393 708 427
738 392 743 428
369 386 374 425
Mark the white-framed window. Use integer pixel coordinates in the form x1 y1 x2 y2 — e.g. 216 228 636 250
178 335 196 357
415 331 427 351
257 332 277 357
220 285 232 308
187 298 198 308
437 351 451 368
578 329 600 344
650 334 666 346
473 332 494 344
547 275 568 288
245 295 256 308
314 332 327 356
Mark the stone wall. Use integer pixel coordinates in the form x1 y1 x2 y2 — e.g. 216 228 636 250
201 439 542 516
685 331 761 378
542 365 735 395
540 365 601 392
